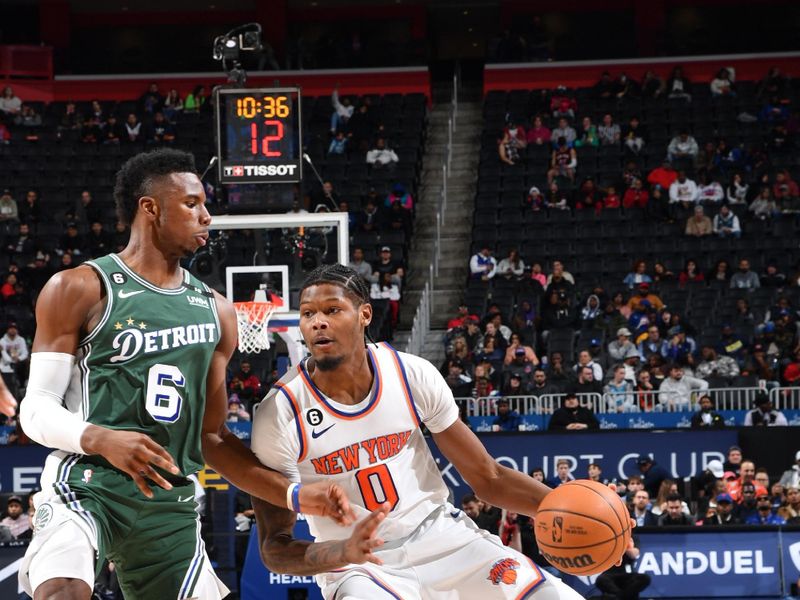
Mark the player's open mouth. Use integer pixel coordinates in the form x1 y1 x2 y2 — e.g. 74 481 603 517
314 337 333 347
195 233 209 246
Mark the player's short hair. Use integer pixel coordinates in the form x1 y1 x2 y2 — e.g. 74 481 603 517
300 263 371 307
113 149 197 226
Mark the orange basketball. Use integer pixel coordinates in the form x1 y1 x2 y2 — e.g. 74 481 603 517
534 479 631 575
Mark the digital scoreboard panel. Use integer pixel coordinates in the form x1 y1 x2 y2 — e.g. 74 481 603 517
215 87 302 184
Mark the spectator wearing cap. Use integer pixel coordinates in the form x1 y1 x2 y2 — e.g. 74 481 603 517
0 494 31 539
444 359 473 397
627 282 664 313
657 364 708 410
446 304 471 331
469 247 497 281
746 491 786 525
608 327 636 364
696 345 739 380
548 392 599 431
371 246 404 285
492 398 522 432
658 493 696 526
503 333 538 367
779 451 800 489
703 493 741 525
693 459 725 512
664 326 697 368
637 455 670 498
226 395 251 422
744 392 788 426
503 346 535 389
690 395 725 428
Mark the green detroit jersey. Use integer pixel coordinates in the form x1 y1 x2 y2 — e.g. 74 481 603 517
64 253 221 475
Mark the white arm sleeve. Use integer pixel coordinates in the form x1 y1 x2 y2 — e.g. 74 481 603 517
19 352 88 454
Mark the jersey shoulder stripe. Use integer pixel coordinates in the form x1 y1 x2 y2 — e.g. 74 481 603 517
296 347 383 420
273 381 308 462
380 342 422 427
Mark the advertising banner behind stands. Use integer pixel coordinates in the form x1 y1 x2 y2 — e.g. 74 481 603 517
782 530 800 597
0 542 27 598
0 444 51 493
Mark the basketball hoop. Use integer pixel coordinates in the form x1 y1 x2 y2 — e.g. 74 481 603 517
234 288 276 353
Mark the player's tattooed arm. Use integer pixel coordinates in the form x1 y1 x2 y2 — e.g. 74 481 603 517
252 496 389 576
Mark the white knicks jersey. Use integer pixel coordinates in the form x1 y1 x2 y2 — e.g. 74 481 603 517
251 342 459 542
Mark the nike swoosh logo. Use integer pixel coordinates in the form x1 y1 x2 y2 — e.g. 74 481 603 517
177 495 194 503
118 290 145 299
450 510 461 518
311 424 335 439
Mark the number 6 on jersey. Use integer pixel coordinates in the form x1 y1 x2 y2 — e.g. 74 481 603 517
356 464 398 511
145 364 185 423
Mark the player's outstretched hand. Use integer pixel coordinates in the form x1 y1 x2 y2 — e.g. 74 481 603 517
0 387 16 418
299 481 357 526
343 503 390 566
81 425 180 498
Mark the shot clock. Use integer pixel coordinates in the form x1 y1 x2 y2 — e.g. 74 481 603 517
215 87 302 184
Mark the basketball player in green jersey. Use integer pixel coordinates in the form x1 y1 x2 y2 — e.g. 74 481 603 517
18 149 353 600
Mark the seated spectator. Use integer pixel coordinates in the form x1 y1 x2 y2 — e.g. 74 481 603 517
641 70 665 98
614 72 640 98
385 183 413 211
604 364 635 412
667 132 699 163
653 262 676 284
628 282 664 312
696 345 739 380
622 116 646 154
551 118 576 148
749 187 778 220
145 111 176 145
226 395 251 422
678 259 706 286
730 259 760 289
86 221 111 258
623 260 653 290
707 259 731 284
783 349 800 387
228 360 261 403
504 333 538 366
525 185 545 211
124 113 142 143
550 86 577 119
547 137 577 184
526 115 551 145
597 114 620 146
101 113 125 144
469 247 497 281
529 368 556 398
772 170 800 203
744 392 788 426
372 246 404 284
697 172 724 204
13 104 42 128
779 454 800 490
761 262 786 288
0 494 31 539
635 368 659 410
713 204 741 238
759 95 790 123
573 116 599 148
492 398 522 432
669 170 699 206
184 84 207 113
779 486 800 524
498 118 527 166
138 82 164 114
666 66 692 101
710 67 736 96
630 489 658 526
544 351 575 388
647 160 677 192
0 86 22 115
664 325 697 367
548 392 599 431
602 186 620 210
503 346 535 387
594 71 616 99
575 176 601 212
638 459 671 500
163 88 183 121
574 364 603 396
658 493 696 526
757 67 790 101
348 247 372 280
329 85 354 132
726 173 749 204
690 394 726 429
81 99 106 142
496 248 525 280
704 493 741 525
545 181 570 213
444 359 473 397
713 139 745 176
658 364 708 410
623 177 649 209
327 130 348 155
746 491 786 525
366 137 399 169
608 327 635 362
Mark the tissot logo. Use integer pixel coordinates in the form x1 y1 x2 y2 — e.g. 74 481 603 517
224 166 245 177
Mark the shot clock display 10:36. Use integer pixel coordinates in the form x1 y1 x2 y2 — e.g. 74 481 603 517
215 87 302 184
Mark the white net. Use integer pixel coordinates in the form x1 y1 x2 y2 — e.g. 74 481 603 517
233 301 276 353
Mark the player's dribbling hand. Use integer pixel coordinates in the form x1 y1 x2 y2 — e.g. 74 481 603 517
81 425 180 498
0 388 16 418
299 481 357 526
343 502 390 566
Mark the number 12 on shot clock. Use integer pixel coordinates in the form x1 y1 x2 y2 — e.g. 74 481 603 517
215 87 303 184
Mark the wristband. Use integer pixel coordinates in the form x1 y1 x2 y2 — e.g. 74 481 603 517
291 484 302 513
286 483 297 511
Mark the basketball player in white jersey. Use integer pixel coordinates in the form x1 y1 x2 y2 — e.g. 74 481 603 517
250 264 586 599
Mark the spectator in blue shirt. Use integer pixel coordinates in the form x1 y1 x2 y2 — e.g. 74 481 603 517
327 130 348 155
746 492 786 525
492 398 522 432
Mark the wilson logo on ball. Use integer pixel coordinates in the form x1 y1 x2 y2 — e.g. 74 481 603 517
487 558 520 586
540 552 596 570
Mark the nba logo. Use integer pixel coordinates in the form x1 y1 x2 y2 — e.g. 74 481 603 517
552 516 563 543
